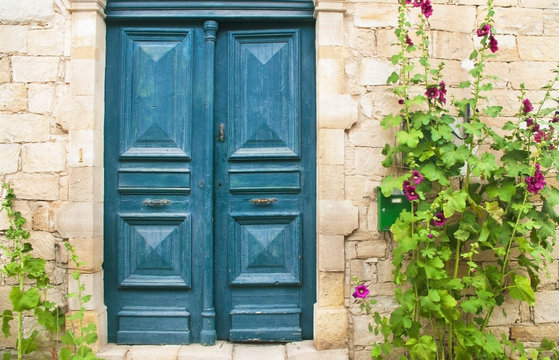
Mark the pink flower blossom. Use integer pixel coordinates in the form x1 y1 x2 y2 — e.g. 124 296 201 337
534 130 544 143
421 1 433 17
438 81 447 104
412 170 423 185
425 87 439 99
523 99 534 114
525 164 546 194
552 117 559 123
413 0 423 7
489 35 498 53
404 185 419 201
432 212 446 227
353 284 369 299
525 118 534 127
477 24 492 37
406 34 414 47
428 233 434 239
398 99 405 105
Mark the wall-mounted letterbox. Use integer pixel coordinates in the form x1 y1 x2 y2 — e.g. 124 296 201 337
377 187 411 231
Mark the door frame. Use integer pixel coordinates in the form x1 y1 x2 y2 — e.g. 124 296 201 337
67 0 350 351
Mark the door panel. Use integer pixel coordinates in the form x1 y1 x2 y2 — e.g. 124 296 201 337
214 24 315 342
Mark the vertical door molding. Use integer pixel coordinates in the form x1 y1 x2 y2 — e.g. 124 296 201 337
201 20 219 346
68 0 108 350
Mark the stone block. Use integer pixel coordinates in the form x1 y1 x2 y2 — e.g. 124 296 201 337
429 5 476 33
0 286 18 347
318 165 344 200
347 27 376 57
12 56 59 82
0 144 20 173
511 324 559 342
316 12 344 46
488 299 521 326
125 346 182 360
69 166 95 202
356 240 386 259
521 0 559 8
28 29 65 55
0 83 27 112
69 237 103 273
314 304 348 350
28 83 55 114
432 31 474 60
360 58 394 86
544 11 559 36
318 94 358 130
234 344 285 360
0 25 27 52
352 314 380 346
178 342 233 360
319 129 345 165
354 147 391 179
510 62 557 90
54 201 102 239
72 11 101 48
319 271 345 307
376 259 395 283
4 173 59 200
32 206 53 231
482 61 511 89
286 340 348 360
354 4 398 28
97 344 129 360
0 57 10 82
317 57 343 95
534 291 559 323
369 87 401 117
68 271 104 311
70 58 96 95
66 308 107 352
319 200 359 235
492 8 543 35
374 29 399 59
319 235 345 271
518 36 559 61
68 130 96 167
348 118 396 148
479 89 521 117
0 0 53 23
22 141 66 173
28 231 56 261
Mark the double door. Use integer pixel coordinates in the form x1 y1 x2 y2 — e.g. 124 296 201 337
104 20 316 344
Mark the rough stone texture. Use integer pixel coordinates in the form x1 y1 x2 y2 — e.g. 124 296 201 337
319 129 345 165
234 345 285 360
432 31 475 60
429 5 476 33
0 0 54 23
354 4 398 28
4 173 59 200
511 324 559 342
534 291 559 323
492 7 544 35
360 58 394 86
319 235 345 271
319 200 359 236
69 236 103 272
0 57 10 82
318 93 358 129
22 141 66 172
12 56 60 82
0 144 20 173
125 346 181 360
178 342 233 360
314 305 348 350
319 272 345 307
0 83 27 112
286 341 348 360
97 344 129 360
0 114 50 143
518 36 559 61
0 25 27 53
68 271 104 311
28 83 56 114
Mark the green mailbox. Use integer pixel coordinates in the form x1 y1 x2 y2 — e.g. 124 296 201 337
377 187 411 231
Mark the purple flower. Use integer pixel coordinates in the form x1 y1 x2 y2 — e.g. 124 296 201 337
428 233 434 239
525 164 546 194
438 81 447 104
432 212 446 227
353 284 370 299
398 99 405 105
534 130 544 143
489 35 498 53
533 123 540 132
404 185 419 201
525 117 534 127
421 1 433 17
523 99 533 114
406 34 414 47
425 87 439 99
413 0 423 7
477 24 492 37
552 117 559 123
412 170 423 185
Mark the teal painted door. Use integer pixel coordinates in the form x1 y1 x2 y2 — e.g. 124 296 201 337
104 22 315 344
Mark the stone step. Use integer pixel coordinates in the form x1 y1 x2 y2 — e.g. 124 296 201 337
97 341 348 360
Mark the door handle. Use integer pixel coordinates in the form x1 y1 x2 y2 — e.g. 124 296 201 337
218 124 225 142
143 199 171 207
250 198 277 205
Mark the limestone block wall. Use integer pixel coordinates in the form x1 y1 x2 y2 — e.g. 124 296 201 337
0 0 107 352
313 0 559 359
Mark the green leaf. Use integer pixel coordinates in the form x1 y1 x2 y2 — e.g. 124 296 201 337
410 95 427 105
406 335 437 360
485 201 504 223
3 352 11 360
380 175 408 197
387 71 400 84
397 129 424 148
472 153 499 179
480 83 494 92
459 81 471 88
440 291 460 321
483 106 503 118
9 287 40 312
469 50 478 60
509 275 535 305
443 190 468 218
391 54 403 65
1 310 13 338
421 163 450 186
381 114 403 129
59 347 74 360
20 330 38 355
486 180 516 202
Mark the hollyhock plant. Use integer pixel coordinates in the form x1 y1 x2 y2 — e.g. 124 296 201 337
404 184 419 201
477 24 491 37
526 164 546 194
523 98 534 114
411 170 423 185
432 212 446 227
425 87 439 99
406 34 414 47
352 284 370 299
489 35 498 53
438 81 447 104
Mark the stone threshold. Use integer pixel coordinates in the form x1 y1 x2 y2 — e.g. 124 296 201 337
97 340 348 360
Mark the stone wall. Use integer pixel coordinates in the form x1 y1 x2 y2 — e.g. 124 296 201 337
312 0 559 359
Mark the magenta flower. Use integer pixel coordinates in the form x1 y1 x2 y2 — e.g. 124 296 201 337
432 212 446 227
404 185 419 201
489 35 498 53
353 284 369 299
428 233 434 239
525 117 534 127
523 99 533 114
412 170 423 185
477 24 492 37
413 0 423 7
398 99 405 105
552 117 559 123
534 130 544 143
533 123 540 132
425 87 439 99
438 81 447 104
525 164 546 194
406 34 414 47
421 1 433 17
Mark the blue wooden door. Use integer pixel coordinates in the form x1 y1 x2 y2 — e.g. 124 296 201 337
104 21 315 344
